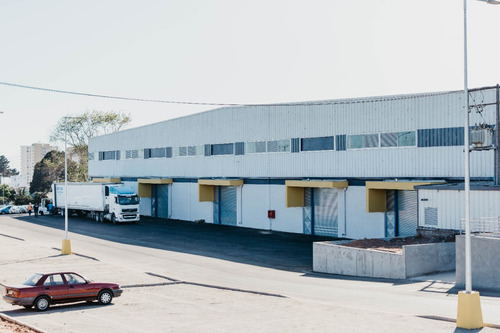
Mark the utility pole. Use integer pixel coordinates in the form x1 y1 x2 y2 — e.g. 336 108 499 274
495 84 500 185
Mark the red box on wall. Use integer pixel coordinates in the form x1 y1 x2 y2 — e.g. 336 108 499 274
268 210 275 219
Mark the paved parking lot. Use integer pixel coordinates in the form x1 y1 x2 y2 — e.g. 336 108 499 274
1 214 500 332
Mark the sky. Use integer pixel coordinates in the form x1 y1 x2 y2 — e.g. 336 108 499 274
1 0 499 171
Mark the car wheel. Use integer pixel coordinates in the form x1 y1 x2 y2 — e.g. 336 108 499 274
34 296 50 311
98 290 113 305
111 213 116 224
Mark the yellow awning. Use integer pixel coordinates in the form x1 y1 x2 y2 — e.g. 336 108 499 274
365 180 446 212
198 179 243 202
285 180 348 207
137 178 173 198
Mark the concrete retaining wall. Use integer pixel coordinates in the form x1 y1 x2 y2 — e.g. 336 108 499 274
313 241 455 279
456 235 500 290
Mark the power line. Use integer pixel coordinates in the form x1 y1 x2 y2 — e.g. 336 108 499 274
0 81 244 107
0 80 486 108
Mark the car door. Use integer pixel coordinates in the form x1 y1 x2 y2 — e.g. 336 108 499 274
42 274 69 301
64 273 100 299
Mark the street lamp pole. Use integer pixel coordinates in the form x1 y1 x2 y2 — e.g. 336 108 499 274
457 0 499 329
61 116 74 255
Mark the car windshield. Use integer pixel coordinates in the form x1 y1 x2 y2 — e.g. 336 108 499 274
23 273 44 286
117 195 140 205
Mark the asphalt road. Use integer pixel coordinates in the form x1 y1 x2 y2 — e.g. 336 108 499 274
13 213 338 272
1 213 499 333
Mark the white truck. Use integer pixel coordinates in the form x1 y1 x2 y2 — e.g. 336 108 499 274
52 182 140 223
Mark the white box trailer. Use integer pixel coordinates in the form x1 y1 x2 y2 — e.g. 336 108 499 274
53 182 140 223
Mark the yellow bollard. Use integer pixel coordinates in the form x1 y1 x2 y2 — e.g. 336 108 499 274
457 291 483 329
61 239 72 255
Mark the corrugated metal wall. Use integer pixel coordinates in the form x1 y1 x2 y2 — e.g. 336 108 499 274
89 87 497 180
418 189 500 230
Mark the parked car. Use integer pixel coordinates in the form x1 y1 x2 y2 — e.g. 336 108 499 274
9 206 21 214
0 205 12 214
3 272 122 311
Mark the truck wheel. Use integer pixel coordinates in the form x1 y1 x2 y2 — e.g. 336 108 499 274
99 212 104 223
111 213 116 224
94 213 99 222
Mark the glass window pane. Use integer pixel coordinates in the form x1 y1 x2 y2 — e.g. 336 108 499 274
398 131 416 146
347 135 362 149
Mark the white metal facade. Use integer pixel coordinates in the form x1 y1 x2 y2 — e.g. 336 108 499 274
88 87 499 239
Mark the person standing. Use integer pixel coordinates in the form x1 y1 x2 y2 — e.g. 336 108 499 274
34 203 39 218
28 203 32 216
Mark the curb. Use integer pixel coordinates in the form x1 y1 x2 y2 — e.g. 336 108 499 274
0 312 48 333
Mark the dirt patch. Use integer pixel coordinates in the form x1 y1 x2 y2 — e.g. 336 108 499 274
343 234 455 254
0 316 40 333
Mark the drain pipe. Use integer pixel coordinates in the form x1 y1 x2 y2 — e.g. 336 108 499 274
343 187 347 237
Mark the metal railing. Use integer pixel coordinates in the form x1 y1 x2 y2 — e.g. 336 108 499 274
460 216 500 236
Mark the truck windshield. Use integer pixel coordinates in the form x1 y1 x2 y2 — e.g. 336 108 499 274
117 195 140 205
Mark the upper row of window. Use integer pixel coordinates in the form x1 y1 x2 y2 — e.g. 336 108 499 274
91 127 465 161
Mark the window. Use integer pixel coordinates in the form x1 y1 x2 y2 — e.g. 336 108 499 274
173 147 187 157
88 152 95 161
265 140 290 153
418 127 463 147
100 151 117 160
145 148 166 158
125 150 139 159
43 274 64 286
235 142 244 155
291 138 300 153
64 273 86 285
347 134 378 149
301 136 334 151
336 135 346 151
211 143 234 155
166 147 173 158
246 141 266 154
188 145 204 156
381 131 416 147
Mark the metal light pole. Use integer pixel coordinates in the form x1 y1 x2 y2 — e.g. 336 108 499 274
458 0 500 329
61 116 77 255
1 174 4 205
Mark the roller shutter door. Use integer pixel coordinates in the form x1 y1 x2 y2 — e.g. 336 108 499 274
397 190 418 237
156 185 169 219
213 186 237 226
303 188 339 237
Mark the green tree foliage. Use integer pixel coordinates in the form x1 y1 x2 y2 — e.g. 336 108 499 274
0 184 15 205
14 188 31 205
49 111 131 181
0 155 19 177
29 151 80 195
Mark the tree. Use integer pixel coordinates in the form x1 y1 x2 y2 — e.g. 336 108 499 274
0 184 15 205
29 151 80 195
50 111 131 181
0 155 19 177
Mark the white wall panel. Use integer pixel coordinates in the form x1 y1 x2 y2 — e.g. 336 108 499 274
419 189 500 231
345 186 385 239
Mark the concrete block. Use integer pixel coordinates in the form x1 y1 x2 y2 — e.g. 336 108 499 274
456 235 500 290
312 242 328 273
341 246 357 276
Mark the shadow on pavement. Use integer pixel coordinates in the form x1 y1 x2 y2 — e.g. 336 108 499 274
10 214 340 273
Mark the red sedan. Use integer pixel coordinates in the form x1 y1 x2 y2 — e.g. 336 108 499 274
3 272 122 311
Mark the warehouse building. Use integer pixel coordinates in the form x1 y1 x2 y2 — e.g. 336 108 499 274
88 86 500 239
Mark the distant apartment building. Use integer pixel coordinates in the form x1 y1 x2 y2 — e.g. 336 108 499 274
20 143 58 186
